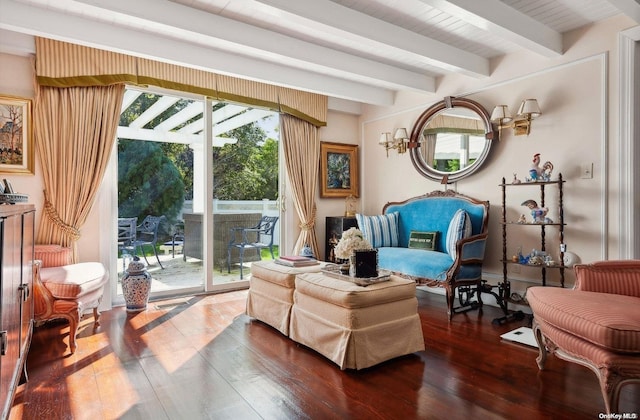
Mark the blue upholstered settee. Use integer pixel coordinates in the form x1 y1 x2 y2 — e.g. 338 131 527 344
356 190 489 320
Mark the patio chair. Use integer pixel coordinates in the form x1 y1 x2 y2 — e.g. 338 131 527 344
117 217 137 270
227 215 279 279
133 215 166 269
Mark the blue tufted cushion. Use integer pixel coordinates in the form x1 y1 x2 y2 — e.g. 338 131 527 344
446 209 472 259
356 212 400 248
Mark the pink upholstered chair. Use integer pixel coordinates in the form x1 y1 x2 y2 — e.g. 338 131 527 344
33 245 109 354
527 260 640 414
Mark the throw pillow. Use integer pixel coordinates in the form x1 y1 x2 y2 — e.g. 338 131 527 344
408 231 438 251
446 209 472 259
355 212 400 248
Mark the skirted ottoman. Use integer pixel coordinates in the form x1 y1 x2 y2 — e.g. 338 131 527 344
246 260 323 335
290 272 425 370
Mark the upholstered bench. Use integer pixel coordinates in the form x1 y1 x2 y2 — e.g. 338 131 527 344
289 272 425 370
246 260 323 335
34 245 109 354
527 260 640 414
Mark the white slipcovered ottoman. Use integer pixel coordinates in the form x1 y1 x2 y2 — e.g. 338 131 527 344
246 260 323 335
290 272 425 370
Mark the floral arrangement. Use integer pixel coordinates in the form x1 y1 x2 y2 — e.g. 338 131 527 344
334 227 372 260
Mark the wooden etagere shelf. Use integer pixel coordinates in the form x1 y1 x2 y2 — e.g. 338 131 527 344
488 173 566 324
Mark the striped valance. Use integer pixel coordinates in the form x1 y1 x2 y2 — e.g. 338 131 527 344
35 38 327 126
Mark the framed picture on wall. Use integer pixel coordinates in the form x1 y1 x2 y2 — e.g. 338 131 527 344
0 94 34 175
320 142 359 198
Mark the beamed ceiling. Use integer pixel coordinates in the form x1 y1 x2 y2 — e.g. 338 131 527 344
1 0 639 109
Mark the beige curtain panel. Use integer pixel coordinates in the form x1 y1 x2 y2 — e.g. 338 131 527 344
281 114 321 258
35 37 327 127
34 83 125 261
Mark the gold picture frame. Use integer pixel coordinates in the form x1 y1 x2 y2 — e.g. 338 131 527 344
320 142 359 198
0 94 34 175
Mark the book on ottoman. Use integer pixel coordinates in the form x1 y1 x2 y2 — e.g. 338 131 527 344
275 256 320 267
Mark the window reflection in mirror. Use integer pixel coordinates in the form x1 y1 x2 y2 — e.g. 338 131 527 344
420 108 485 173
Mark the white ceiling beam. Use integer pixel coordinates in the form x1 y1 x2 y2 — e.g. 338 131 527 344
0 0 395 106
419 0 563 57
72 0 435 93
254 0 489 78
0 28 33 56
606 0 640 22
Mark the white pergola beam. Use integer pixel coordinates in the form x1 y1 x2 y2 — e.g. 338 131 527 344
72 0 436 93
155 101 207 132
255 0 489 78
120 89 142 113
178 104 247 134
419 0 563 57
212 109 274 136
117 126 235 147
0 0 395 106
128 96 180 128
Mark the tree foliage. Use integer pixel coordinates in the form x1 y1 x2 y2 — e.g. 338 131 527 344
212 122 278 200
118 139 185 227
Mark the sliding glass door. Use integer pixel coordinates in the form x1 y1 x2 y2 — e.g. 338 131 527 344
113 86 280 303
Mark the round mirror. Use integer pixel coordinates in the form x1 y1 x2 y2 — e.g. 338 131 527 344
409 96 495 182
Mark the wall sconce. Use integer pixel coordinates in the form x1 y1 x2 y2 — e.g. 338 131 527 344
379 128 409 157
490 99 541 136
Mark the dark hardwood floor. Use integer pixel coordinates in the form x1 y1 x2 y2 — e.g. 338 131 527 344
10 288 639 419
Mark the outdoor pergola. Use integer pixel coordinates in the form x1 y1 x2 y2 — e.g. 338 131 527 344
117 87 277 211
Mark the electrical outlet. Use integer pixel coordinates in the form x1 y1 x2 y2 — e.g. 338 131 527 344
581 162 593 179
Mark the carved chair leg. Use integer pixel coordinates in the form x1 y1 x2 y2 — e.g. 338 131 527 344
446 289 454 322
64 310 81 355
532 319 547 370
93 307 101 326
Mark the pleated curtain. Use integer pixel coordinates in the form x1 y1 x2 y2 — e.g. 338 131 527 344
34 84 124 261
280 114 321 257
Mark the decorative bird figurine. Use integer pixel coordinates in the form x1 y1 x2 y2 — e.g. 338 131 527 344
521 199 553 223
529 153 554 181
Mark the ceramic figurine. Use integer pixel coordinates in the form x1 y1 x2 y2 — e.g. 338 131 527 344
512 173 522 184
517 214 527 224
529 153 554 182
521 199 553 223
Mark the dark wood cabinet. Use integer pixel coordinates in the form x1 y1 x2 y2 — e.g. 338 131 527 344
0 205 34 420
325 216 358 262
